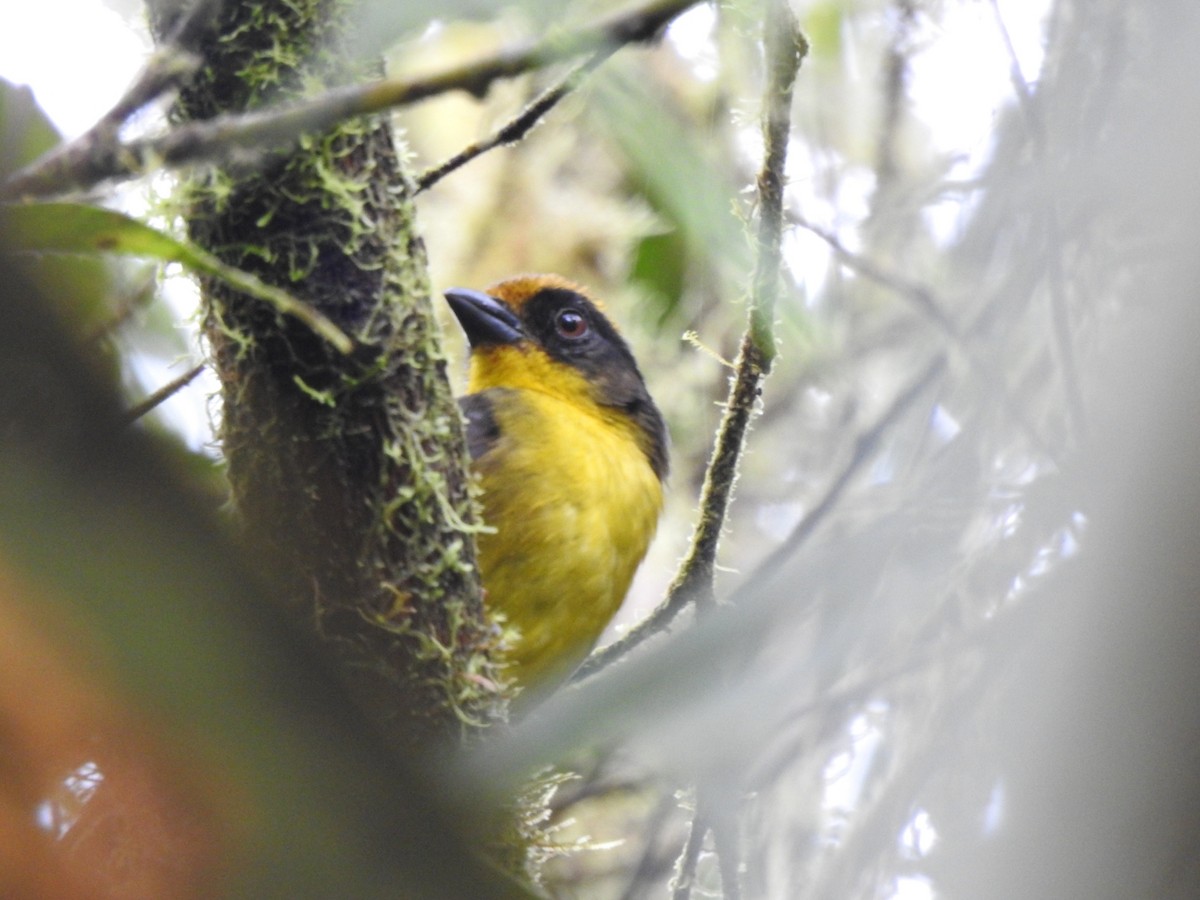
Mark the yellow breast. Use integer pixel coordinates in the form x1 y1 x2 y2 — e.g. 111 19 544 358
471 384 663 689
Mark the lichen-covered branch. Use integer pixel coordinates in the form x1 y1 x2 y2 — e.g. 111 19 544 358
575 1 806 680
664 14 804 897
147 0 499 748
651 0 802 609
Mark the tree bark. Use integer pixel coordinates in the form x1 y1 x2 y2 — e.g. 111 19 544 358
149 0 502 748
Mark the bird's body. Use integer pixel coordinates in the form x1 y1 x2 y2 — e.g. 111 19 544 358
445 275 668 691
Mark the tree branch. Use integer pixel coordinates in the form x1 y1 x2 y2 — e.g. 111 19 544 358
416 52 610 194
122 362 206 425
574 0 806 680
0 0 220 203
795 213 959 335
1 0 702 201
796 212 1059 461
105 0 222 127
660 0 804 613
148 0 499 748
737 353 947 596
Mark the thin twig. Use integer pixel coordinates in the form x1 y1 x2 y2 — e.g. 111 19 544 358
739 353 947 595
83 272 158 346
668 786 741 900
613 12 802 897
663 0 804 615
873 0 916 194
1 0 700 201
572 570 689 680
708 799 743 900
987 0 1041 140
417 53 610 193
101 0 223 128
122 361 206 424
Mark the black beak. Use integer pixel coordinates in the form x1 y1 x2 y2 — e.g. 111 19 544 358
444 288 524 348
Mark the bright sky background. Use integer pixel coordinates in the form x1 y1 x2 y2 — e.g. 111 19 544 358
1 0 150 138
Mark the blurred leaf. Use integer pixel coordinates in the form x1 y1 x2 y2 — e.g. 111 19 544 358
0 77 61 180
11 248 123 339
631 228 688 324
590 69 749 291
4 203 352 353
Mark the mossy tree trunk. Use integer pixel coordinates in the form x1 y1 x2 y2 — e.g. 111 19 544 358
148 0 502 748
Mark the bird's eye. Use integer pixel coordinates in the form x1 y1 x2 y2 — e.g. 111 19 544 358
555 308 589 340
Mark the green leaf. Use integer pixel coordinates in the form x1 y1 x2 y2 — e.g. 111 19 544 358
4 202 354 354
590 71 749 294
631 229 688 326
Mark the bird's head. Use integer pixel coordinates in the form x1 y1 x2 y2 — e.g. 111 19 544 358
444 274 668 480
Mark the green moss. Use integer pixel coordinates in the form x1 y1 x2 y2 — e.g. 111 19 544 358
150 0 507 750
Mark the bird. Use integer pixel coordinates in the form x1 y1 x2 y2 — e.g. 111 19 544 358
444 274 668 695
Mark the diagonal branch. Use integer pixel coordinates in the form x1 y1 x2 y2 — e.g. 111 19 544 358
416 52 610 193
670 791 709 900
102 0 223 128
123 362 206 425
0 0 222 203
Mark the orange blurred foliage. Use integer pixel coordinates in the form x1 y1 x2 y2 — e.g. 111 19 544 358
0 561 230 900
